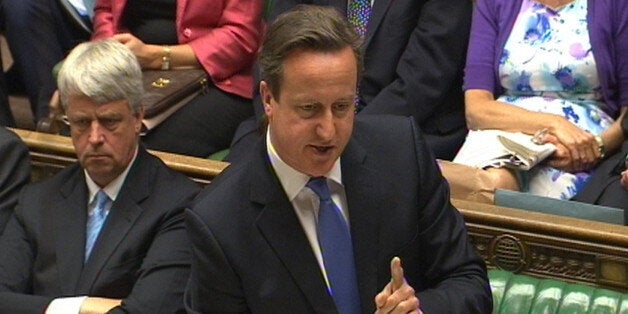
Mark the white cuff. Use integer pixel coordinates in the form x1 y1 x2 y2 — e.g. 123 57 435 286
46 296 88 314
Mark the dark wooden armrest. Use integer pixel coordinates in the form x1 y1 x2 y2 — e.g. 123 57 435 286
10 128 229 185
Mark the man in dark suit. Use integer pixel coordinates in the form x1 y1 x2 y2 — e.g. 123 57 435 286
0 127 30 233
574 113 628 224
228 0 472 162
1 0 91 123
185 6 491 313
0 39 200 313
0 71 15 127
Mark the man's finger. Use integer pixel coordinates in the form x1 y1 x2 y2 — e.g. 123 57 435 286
390 257 404 292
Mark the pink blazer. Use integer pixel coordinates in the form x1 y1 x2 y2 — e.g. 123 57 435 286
92 0 263 99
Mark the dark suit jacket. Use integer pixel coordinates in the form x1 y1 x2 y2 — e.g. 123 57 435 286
573 142 628 224
573 114 628 224
186 115 491 313
0 127 30 234
268 0 472 160
0 147 200 313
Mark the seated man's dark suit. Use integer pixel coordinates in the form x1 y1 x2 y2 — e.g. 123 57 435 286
0 70 15 127
573 114 628 224
0 127 30 233
186 115 492 313
228 0 472 162
1 0 90 121
0 147 200 313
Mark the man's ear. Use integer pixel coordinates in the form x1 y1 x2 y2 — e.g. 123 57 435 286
260 81 273 115
134 107 145 132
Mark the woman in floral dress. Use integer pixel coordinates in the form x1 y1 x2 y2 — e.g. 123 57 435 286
455 0 627 199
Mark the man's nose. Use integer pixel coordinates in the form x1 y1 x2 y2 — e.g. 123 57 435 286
316 110 336 140
88 120 105 143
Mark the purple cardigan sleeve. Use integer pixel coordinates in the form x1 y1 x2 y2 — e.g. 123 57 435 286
463 0 501 94
591 0 628 117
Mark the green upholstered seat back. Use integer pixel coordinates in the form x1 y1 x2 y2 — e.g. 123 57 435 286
489 270 628 313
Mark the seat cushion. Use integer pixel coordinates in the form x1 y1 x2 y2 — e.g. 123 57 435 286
489 270 628 313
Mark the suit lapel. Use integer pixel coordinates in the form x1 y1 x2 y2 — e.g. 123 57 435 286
251 143 337 313
341 138 389 313
363 0 392 48
54 166 89 294
77 149 154 292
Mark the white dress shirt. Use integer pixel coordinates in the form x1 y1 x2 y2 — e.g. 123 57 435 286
266 129 350 288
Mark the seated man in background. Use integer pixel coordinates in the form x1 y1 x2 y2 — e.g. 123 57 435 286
185 6 491 313
0 127 30 233
0 39 200 313
0 70 15 127
91 0 263 158
574 113 628 224
1 0 92 123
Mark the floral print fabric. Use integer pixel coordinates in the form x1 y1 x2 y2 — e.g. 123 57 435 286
497 0 614 199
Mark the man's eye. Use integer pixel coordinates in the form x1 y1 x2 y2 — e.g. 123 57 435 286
299 104 317 111
334 103 351 112
100 118 120 129
71 118 91 128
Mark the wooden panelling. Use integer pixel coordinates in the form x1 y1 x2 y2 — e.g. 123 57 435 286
454 199 628 292
10 128 228 185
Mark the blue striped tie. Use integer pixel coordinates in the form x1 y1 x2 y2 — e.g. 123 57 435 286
308 177 361 314
85 190 109 262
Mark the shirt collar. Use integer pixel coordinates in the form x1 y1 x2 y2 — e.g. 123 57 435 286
85 146 139 204
266 128 343 201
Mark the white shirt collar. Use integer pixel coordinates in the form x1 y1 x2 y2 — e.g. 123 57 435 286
85 146 139 204
266 127 343 201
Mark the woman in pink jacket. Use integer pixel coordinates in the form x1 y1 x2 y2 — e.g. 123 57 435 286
92 0 264 157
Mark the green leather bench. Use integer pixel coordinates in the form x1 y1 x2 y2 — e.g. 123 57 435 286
490 269 628 313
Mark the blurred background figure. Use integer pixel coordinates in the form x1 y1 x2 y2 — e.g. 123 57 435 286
92 0 264 157
451 0 627 200
1 0 92 124
574 113 628 221
0 126 30 233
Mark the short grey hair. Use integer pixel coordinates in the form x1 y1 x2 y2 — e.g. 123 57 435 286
58 39 144 113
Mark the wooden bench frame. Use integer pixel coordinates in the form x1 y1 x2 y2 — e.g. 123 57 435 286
10 128 228 185
455 198 628 293
11 128 628 293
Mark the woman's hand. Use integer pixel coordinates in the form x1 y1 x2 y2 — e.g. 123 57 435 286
540 130 597 172
543 139 575 172
112 33 161 69
621 170 628 190
543 118 600 172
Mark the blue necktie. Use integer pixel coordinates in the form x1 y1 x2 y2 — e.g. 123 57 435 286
307 177 361 314
85 190 109 262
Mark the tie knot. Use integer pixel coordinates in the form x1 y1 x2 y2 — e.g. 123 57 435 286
307 177 332 201
93 190 110 215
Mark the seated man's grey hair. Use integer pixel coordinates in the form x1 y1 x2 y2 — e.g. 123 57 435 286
58 39 144 113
